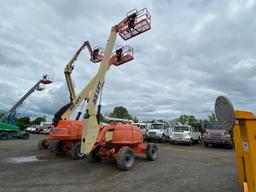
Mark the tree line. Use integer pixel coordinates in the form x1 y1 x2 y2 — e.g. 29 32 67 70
1 106 217 130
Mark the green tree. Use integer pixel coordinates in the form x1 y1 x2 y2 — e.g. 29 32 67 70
110 106 132 120
31 116 46 125
15 116 30 130
133 116 139 123
208 113 216 122
176 115 199 126
97 113 110 123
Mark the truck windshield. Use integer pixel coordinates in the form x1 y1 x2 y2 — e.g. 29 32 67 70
206 122 221 129
174 126 189 132
140 125 146 129
151 124 164 129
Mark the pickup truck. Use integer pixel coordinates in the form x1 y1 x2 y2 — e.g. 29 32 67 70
170 125 201 145
202 122 233 147
145 122 173 143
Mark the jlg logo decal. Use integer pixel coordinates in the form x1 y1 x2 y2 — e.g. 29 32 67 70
92 82 102 105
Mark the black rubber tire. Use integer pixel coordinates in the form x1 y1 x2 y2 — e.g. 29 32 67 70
204 142 209 147
38 139 49 150
21 132 29 139
71 142 85 160
116 147 135 171
87 147 102 163
160 135 166 143
0 132 9 140
48 141 55 152
146 143 158 161
51 140 65 154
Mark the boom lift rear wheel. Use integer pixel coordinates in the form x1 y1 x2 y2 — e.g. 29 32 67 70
38 139 49 150
51 140 66 155
116 147 135 171
146 143 158 161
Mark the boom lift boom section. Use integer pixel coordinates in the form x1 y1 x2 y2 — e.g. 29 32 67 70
64 41 103 102
80 8 151 155
53 44 134 125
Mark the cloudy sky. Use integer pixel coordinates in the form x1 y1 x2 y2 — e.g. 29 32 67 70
0 0 256 121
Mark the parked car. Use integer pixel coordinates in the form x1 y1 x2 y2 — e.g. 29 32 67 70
25 125 38 133
170 125 201 145
40 126 51 134
34 126 44 134
145 122 172 143
202 121 233 147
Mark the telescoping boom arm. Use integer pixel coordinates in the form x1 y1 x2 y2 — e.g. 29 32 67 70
52 42 104 126
1 75 52 125
81 8 151 155
64 41 103 102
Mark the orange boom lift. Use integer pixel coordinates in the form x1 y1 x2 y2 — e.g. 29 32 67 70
79 9 157 170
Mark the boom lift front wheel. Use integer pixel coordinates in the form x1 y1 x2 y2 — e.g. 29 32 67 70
20 132 29 139
0 132 9 140
71 142 85 160
87 147 102 163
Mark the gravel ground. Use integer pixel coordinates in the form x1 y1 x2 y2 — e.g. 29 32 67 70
0 134 241 192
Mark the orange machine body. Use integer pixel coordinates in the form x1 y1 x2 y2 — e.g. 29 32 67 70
94 123 146 159
40 120 84 151
50 120 83 141
47 121 145 154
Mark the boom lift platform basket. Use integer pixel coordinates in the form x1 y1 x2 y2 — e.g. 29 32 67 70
110 45 134 66
118 8 151 40
90 46 104 63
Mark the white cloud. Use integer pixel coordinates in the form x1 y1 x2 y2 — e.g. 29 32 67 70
0 0 256 121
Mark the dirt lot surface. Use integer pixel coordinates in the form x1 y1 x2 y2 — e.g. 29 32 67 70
0 134 241 192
